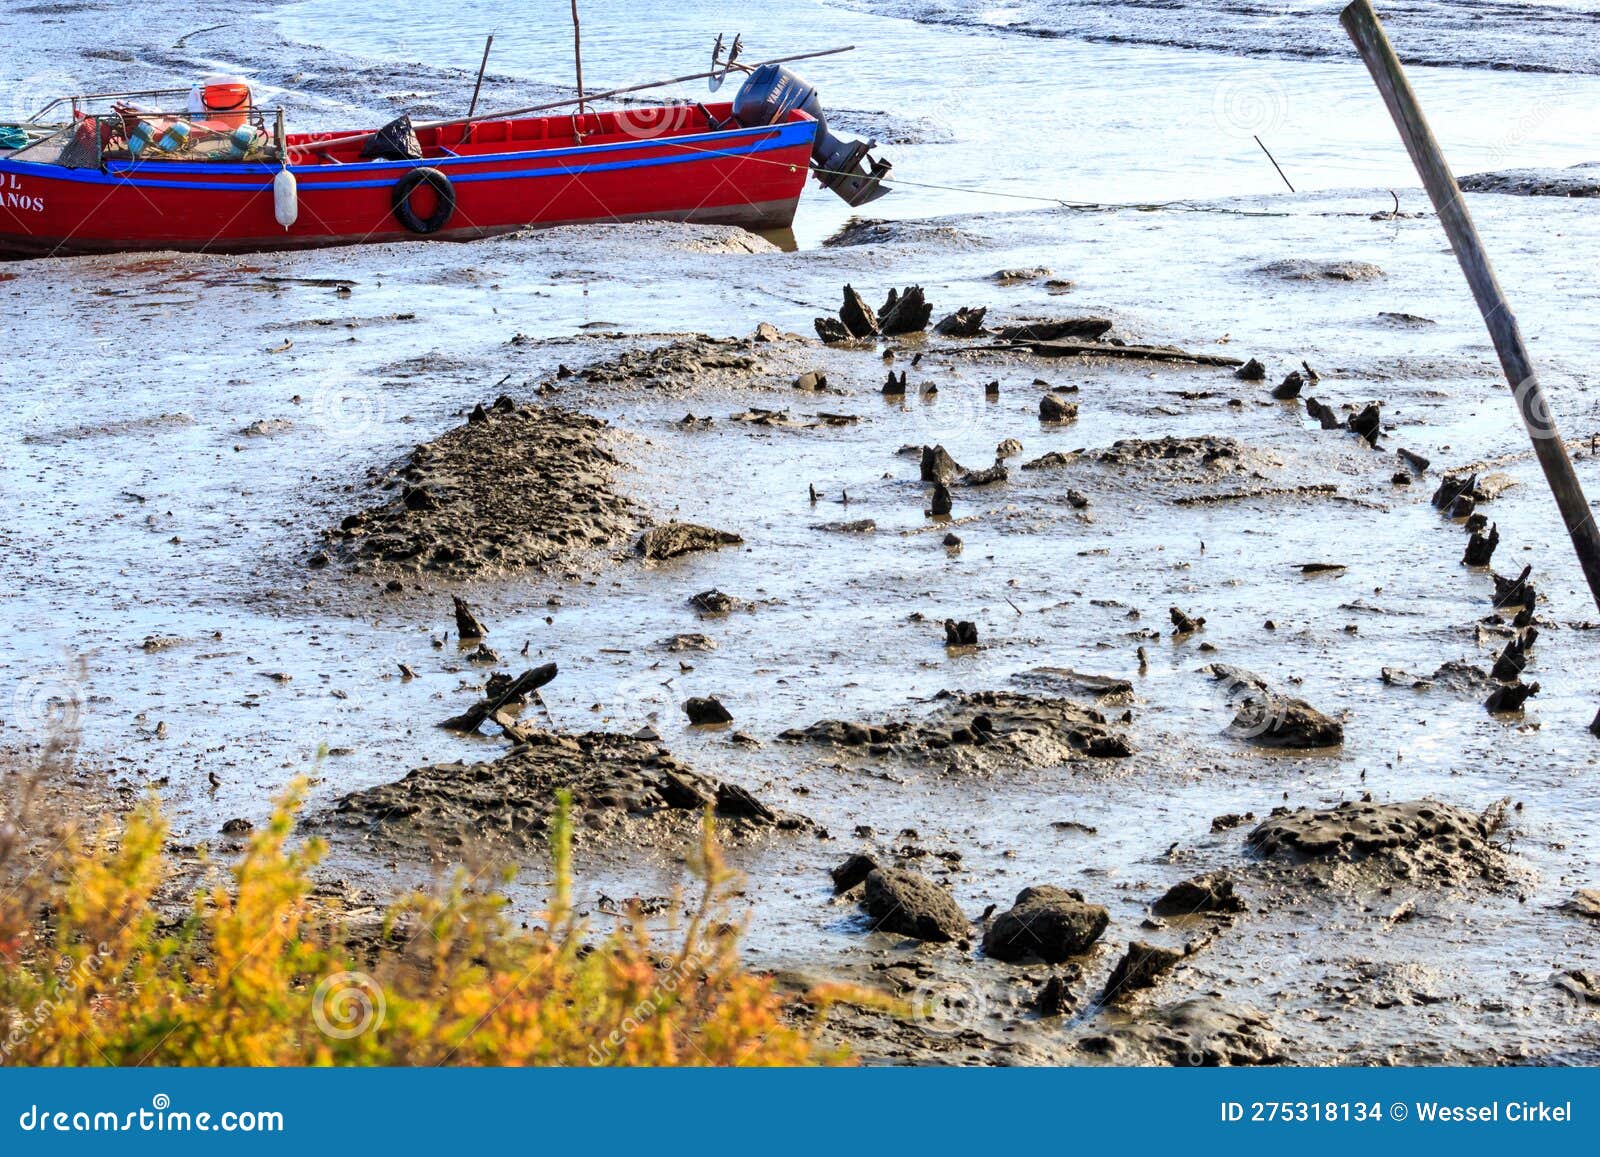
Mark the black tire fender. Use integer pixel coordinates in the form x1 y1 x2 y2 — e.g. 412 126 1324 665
391 166 455 234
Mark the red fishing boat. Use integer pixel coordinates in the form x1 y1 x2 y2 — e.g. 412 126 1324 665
0 56 890 259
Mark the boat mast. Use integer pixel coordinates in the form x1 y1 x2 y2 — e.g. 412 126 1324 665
570 0 587 141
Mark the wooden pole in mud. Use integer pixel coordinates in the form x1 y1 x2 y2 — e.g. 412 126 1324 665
571 0 586 117
1341 0 1600 614
468 34 494 119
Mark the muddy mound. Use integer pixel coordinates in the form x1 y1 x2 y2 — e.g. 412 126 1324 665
1256 259 1385 282
323 728 804 856
821 218 984 250
1076 998 1287 1066
779 689 1131 772
322 398 636 577
579 334 765 392
1087 436 1279 484
1247 799 1507 885
1459 164 1600 197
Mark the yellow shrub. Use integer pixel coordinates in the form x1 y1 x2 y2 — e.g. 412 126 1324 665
0 785 850 1067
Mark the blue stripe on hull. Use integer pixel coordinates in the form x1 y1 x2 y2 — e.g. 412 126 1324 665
0 121 816 194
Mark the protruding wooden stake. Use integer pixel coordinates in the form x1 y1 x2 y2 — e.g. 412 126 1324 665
1341 0 1600 614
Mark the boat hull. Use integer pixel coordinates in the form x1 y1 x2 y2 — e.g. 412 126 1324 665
0 115 816 258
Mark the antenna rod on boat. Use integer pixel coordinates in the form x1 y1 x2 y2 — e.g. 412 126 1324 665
571 1 587 118
297 46 856 155
468 34 495 119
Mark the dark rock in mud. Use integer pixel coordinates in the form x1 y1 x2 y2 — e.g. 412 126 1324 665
1490 629 1537 681
983 885 1109 963
1433 472 1477 510
794 369 828 391
815 518 877 534
1235 358 1267 382
1464 522 1500 567
1247 799 1507 884
1304 397 1343 430
815 317 852 344
635 522 743 561
928 481 954 517
690 589 738 615
840 284 880 338
1020 450 1076 471
1040 394 1078 423
1459 164 1600 198
326 401 636 577
879 286 933 335
832 852 880 893
715 781 775 822
661 632 716 652
1492 565 1537 610
1559 888 1600 921
1258 259 1384 282
958 462 1008 487
325 728 801 854
1485 680 1540 713
1102 941 1185 1002
1272 371 1304 400
221 818 253 836
882 369 908 395
921 444 965 483
999 318 1113 343
1348 402 1382 444
1076 998 1286 1066
1398 448 1431 474
452 596 489 640
1152 871 1246 917
684 696 733 726
779 689 1132 770
862 868 968 942
1203 664 1343 748
934 307 987 337
992 267 1052 285
944 619 979 647
1012 667 1133 702
1170 606 1205 635
1556 969 1600 1006
1036 973 1079 1017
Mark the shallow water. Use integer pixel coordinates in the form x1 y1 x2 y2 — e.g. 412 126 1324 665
272 0 1600 246
3 0 1600 1064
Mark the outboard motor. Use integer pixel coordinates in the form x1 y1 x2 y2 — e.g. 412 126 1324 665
732 64 891 207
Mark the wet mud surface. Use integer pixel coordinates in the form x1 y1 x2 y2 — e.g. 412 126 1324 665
6 0 1600 1069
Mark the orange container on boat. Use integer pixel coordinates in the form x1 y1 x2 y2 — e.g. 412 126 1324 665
201 79 253 129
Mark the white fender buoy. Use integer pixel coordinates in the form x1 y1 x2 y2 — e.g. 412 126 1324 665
273 168 298 230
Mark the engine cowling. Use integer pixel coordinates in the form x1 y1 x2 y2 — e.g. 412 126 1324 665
731 64 891 207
